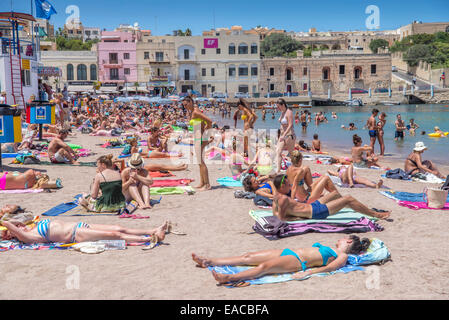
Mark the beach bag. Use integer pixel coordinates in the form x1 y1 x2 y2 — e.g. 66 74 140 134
423 187 449 209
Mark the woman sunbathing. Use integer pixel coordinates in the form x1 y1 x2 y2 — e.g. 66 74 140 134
121 154 153 209
192 235 371 284
242 175 276 199
1 216 169 244
328 164 384 189
79 155 126 213
405 142 445 179
286 150 338 203
0 170 61 190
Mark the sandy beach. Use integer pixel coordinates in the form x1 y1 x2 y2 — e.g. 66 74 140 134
1 131 449 300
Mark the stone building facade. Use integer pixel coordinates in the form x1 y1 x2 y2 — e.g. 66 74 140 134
397 21 449 40
260 50 392 96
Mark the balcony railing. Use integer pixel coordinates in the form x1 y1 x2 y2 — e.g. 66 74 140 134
102 59 123 67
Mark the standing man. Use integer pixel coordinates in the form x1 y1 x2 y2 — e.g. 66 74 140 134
394 114 406 141
366 109 379 156
0 91 6 104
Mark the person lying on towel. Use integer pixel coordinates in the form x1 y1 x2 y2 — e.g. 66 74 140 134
192 235 371 284
0 170 62 190
272 174 390 221
0 212 169 244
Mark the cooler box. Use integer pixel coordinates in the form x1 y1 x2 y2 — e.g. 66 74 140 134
0 104 22 143
26 101 56 125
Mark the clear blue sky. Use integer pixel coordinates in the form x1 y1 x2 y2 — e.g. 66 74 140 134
3 0 449 35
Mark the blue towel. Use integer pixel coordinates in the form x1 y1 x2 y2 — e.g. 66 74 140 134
42 194 82 216
217 177 242 187
208 265 364 287
380 190 449 203
1 153 19 159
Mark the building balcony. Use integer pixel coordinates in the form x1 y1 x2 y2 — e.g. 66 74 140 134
150 75 169 81
176 54 197 62
100 75 127 82
102 59 124 68
148 59 171 64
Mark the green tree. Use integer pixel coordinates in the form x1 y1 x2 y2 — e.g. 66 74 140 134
261 33 303 58
403 44 435 66
369 39 390 53
185 28 192 36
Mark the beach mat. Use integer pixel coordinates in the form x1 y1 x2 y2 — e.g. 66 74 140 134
149 171 174 178
329 175 389 189
33 161 98 167
380 190 449 203
150 186 195 195
217 177 243 187
151 179 193 188
249 208 379 225
0 189 44 194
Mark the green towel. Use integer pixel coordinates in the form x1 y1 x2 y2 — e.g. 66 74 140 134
41 142 82 150
249 208 379 225
150 186 195 195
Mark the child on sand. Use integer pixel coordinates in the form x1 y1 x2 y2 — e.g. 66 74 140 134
312 134 322 153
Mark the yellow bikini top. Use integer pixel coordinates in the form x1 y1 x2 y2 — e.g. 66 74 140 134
189 118 207 126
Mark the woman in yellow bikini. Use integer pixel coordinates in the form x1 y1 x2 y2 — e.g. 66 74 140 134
237 98 258 157
182 96 213 191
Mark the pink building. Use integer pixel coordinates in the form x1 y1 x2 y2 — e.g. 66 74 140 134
98 31 138 87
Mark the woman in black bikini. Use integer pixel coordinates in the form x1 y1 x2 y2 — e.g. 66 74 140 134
405 142 445 179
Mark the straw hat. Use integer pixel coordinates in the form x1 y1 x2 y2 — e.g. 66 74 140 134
414 142 427 152
1 91 6 96
128 153 144 169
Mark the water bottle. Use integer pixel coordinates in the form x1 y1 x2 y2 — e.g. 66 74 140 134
97 240 127 250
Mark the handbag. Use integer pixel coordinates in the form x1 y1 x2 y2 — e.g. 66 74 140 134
423 187 449 209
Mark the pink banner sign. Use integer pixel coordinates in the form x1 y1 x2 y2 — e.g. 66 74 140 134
204 38 218 49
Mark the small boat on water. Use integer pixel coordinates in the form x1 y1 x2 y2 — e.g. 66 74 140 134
292 104 312 109
344 99 363 107
379 101 401 106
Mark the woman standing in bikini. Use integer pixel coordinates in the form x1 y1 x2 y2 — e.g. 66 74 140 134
377 112 387 156
182 96 213 191
192 235 371 285
237 98 258 157
276 99 295 172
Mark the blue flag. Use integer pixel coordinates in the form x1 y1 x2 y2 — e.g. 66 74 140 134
35 0 57 20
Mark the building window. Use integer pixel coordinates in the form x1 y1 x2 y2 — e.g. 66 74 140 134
339 65 345 75
201 49 206 55
238 85 249 93
238 65 248 76
251 65 258 76
354 67 362 79
162 39 166 43
229 65 236 77
211 86 215 92
184 49 190 60
90 64 97 81
124 53 130 60
229 43 235 55
216 48 221 54
371 64 377 74
109 53 118 64
77 64 87 80
21 69 31 86
303 83 308 91
67 64 74 81
251 43 258 54
286 68 292 81
322 67 330 80
202 68 206 76
144 52 150 59
238 43 248 54
110 68 119 80
270 84 275 91
270 68 274 76
124 68 130 75
303 67 308 76
155 52 164 62
211 68 215 77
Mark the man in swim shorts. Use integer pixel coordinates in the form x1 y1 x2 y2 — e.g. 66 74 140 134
272 174 390 221
366 109 379 156
47 129 79 165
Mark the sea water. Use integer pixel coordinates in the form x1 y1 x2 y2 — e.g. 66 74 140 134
207 104 449 165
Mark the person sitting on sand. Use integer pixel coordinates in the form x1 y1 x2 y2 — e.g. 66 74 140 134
121 154 154 209
351 134 383 169
47 129 79 165
79 155 126 213
192 235 371 284
327 164 384 189
148 126 168 153
0 170 61 190
272 174 390 221
286 151 338 203
1 215 169 244
405 142 445 179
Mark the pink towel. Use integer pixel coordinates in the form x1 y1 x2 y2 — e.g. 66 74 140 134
398 200 449 210
0 189 44 194
151 179 193 188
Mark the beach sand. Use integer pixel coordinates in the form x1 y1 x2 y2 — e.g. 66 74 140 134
1 132 449 300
